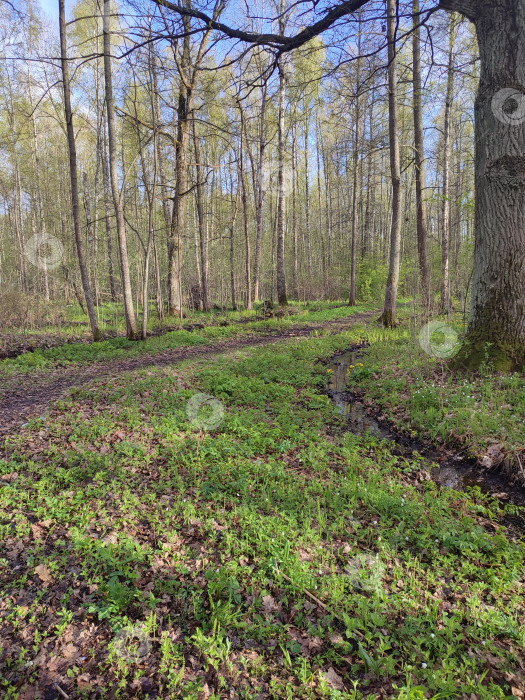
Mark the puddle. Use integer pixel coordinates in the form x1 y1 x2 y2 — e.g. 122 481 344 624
326 348 525 512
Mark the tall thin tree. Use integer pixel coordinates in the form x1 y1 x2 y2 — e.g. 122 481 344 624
59 0 102 341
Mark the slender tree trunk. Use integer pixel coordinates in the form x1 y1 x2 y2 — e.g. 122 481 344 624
440 0 525 370
253 82 268 303
276 58 288 307
304 115 313 297
238 105 253 308
193 120 209 311
412 0 431 311
440 15 456 314
59 0 102 341
381 0 403 328
349 19 362 306
103 0 138 338
101 111 117 302
291 125 299 298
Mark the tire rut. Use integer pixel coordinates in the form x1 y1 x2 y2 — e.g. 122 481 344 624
0 313 374 439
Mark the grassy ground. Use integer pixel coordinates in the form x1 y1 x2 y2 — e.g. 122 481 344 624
0 302 376 376
1 321 524 698
348 317 525 482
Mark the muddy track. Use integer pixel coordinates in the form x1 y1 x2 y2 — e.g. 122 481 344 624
0 312 375 440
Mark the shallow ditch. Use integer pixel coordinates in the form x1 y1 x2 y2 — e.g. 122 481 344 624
326 346 525 517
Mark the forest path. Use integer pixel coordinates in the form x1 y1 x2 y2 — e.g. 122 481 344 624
0 311 376 440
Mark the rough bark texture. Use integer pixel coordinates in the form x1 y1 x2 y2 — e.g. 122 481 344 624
441 0 525 370
381 0 403 328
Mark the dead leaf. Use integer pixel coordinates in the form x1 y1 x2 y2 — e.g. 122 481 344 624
34 564 53 583
262 595 280 613
321 667 345 690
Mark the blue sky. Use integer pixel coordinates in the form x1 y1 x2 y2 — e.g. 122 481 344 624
38 0 59 19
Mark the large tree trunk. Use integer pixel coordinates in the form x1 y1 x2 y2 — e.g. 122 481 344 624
59 0 102 341
103 0 138 339
412 0 431 311
440 0 525 370
381 0 403 328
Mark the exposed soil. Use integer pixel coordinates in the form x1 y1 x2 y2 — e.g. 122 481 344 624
0 312 374 440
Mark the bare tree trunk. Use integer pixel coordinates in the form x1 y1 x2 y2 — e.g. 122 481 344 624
101 111 117 302
381 0 403 328
59 0 102 341
103 0 138 338
440 0 525 370
291 124 299 298
412 0 431 311
276 58 288 307
193 120 209 311
440 15 456 314
304 115 313 298
253 81 268 303
238 104 253 309
349 18 363 306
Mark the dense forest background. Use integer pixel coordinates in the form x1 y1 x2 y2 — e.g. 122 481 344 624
0 0 476 327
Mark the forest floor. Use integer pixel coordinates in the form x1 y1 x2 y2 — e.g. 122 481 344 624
1 307 524 699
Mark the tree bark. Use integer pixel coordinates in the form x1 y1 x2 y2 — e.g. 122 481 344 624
381 0 403 328
59 0 102 341
349 17 363 306
440 0 525 370
103 0 138 339
441 15 456 314
253 81 268 303
412 0 431 311
276 58 288 307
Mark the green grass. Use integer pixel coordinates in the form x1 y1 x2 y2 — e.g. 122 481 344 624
1 324 523 698
348 316 525 475
0 301 376 376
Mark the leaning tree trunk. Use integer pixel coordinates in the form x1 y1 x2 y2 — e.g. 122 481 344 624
440 0 525 371
381 0 403 328
59 0 102 341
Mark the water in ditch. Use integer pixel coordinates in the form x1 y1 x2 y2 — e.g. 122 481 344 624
326 348 525 510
